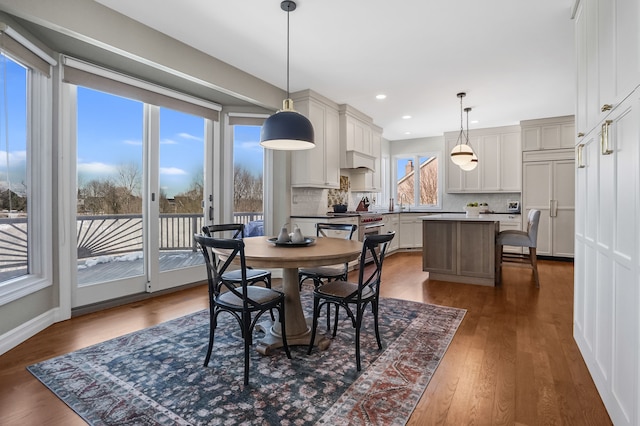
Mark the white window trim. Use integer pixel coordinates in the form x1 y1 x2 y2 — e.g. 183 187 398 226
0 67 53 306
392 151 443 210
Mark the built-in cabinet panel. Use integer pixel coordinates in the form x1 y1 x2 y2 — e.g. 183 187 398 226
445 125 521 193
399 213 425 249
522 153 575 258
382 213 399 252
291 90 340 188
574 0 640 139
574 1 640 422
521 116 575 151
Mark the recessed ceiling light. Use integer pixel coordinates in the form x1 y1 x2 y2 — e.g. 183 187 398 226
471 120 479 124
404 131 412 135
402 115 412 120
375 94 387 100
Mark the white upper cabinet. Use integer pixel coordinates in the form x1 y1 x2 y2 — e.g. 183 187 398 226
445 125 521 193
339 105 376 171
521 116 575 151
574 0 640 138
350 125 382 191
290 90 340 188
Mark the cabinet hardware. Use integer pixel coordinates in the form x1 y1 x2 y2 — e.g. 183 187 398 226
577 132 585 137
550 199 558 218
600 120 613 155
601 104 613 112
577 144 586 168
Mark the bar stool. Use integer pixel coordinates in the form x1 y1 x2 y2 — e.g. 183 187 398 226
496 209 541 287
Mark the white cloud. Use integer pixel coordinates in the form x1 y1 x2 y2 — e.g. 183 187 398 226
0 150 27 168
240 141 262 151
77 162 118 175
160 138 178 145
160 167 187 175
178 132 203 141
123 139 142 145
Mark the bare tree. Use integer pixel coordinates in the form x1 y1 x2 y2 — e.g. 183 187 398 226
117 162 142 197
234 165 263 213
420 158 438 205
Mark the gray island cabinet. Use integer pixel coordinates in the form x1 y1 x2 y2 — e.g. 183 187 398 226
421 214 500 286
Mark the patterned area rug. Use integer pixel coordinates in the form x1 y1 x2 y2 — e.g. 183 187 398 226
28 292 465 425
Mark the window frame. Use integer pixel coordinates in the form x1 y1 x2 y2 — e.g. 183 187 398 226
0 54 53 306
392 151 443 210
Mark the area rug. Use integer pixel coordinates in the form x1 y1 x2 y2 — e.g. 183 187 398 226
28 292 465 425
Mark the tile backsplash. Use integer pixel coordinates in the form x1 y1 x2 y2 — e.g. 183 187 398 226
292 187 521 215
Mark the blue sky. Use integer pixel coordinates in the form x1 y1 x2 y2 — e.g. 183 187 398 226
233 125 264 177
0 57 27 196
2 53 264 200
77 87 263 198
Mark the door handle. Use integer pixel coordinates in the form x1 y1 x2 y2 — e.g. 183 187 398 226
209 206 214 221
550 200 558 218
601 120 613 155
576 144 586 168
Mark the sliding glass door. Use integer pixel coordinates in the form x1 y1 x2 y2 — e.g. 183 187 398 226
73 86 211 307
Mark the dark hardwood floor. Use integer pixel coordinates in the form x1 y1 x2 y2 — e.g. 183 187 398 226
0 252 611 425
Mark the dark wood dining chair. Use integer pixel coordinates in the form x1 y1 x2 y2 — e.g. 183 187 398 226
298 222 358 289
202 224 272 289
307 231 395 371
194 234 291 385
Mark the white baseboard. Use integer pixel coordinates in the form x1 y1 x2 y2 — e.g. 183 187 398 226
0 308 59 356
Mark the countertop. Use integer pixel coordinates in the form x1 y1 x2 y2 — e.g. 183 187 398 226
291 211 520 219
420 213 520 223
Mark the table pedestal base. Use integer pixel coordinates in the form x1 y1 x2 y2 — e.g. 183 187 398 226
255 318 331 355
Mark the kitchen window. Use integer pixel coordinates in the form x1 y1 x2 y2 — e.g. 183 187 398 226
395 154 441 209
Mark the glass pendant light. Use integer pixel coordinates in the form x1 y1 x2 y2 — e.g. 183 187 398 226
459 107 478 171
260 1 315 150
450 92 473 166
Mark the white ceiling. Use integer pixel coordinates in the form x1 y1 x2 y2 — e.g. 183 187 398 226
95 0 576 141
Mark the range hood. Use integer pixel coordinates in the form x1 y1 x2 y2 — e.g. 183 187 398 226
343 150 375 172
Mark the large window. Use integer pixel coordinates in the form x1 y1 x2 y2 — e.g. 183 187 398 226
395 154 440 208
0 40 53 304
232 124 264 234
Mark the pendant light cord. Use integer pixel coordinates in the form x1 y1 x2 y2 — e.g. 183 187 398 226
465 107 469 145
286 7 290 98
457 93 464 146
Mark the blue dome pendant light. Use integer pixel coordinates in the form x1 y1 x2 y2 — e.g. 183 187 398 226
260 0 315 150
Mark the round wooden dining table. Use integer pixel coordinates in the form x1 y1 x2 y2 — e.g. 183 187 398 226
238 235 362 354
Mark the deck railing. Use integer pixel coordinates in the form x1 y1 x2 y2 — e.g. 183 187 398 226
0 212 263 275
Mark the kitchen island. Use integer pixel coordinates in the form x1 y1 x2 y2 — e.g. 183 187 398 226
421 214 501 286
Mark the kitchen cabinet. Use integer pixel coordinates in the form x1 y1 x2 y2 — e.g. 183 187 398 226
382 213 399 252
522 149 574 258
421 215 499 286
290 90 340 188
574 0 640 140
574 1 640 422
445 125 521 193
399 213 425 249
521 116 575 151
573 89 640 426
349 125 382 191
339 104 377 171
290 216 358 240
